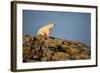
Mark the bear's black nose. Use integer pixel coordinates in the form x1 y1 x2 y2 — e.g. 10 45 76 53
54 24 55 26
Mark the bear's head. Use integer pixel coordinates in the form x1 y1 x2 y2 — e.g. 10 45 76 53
47 23 55 30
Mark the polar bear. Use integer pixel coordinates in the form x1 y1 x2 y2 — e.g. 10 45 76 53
37 23 55 36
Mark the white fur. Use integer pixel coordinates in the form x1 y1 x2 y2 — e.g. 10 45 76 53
37 23 55 36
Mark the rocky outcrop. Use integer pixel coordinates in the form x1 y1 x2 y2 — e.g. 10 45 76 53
23 35 91 62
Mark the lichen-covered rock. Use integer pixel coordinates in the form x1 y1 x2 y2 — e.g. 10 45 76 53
23 35 31 44
23 47 31 62
23 35 91 62
61 45 79 55
51 52 65 61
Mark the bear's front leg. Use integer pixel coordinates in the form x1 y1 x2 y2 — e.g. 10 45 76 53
46 32 49 36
